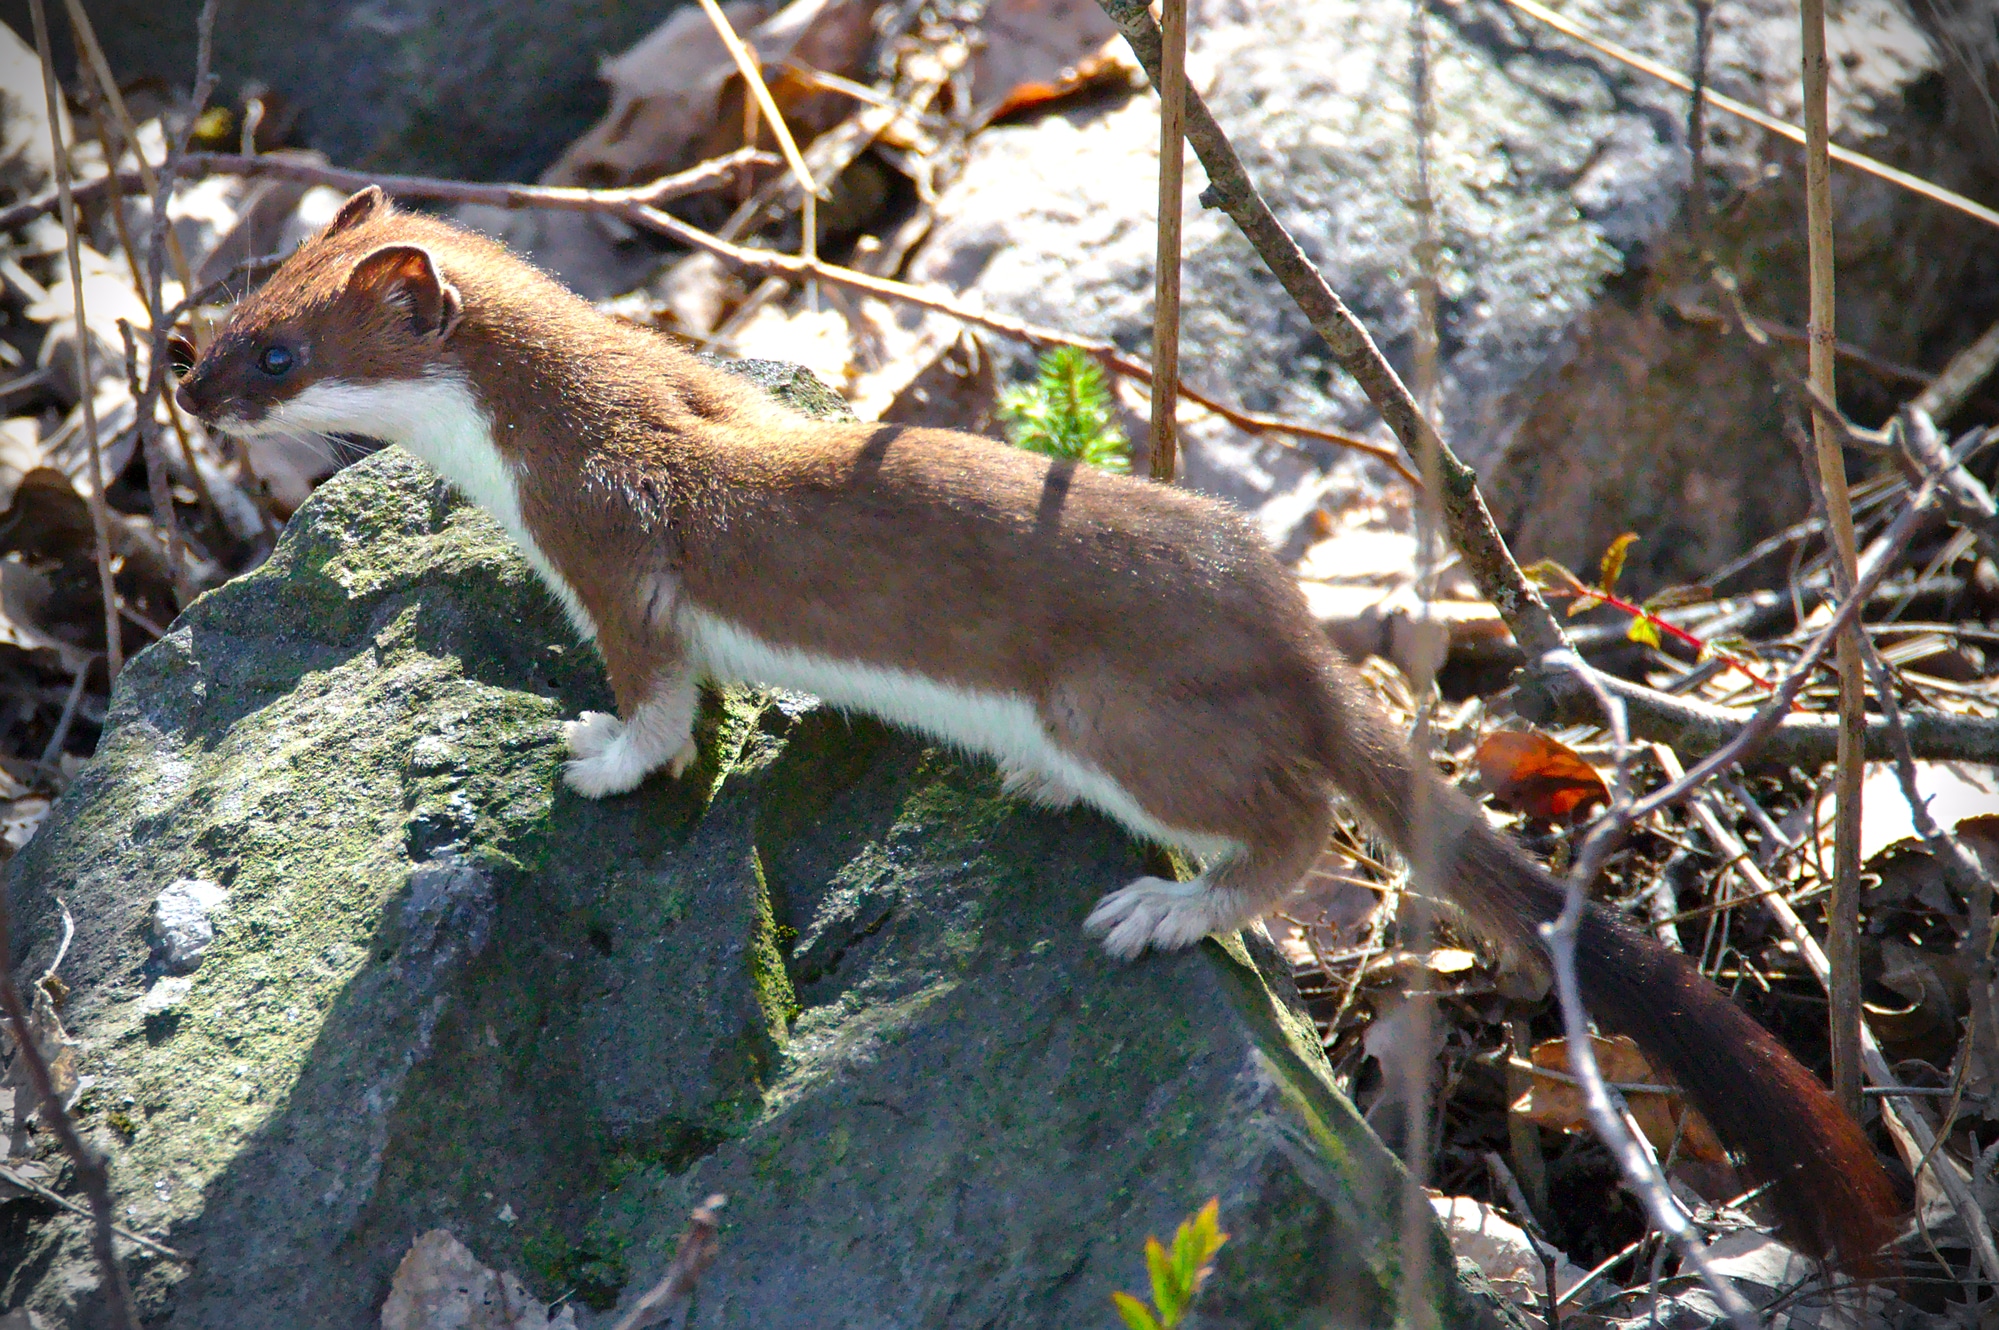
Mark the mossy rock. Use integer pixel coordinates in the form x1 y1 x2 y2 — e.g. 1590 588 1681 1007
3 368 1501 1328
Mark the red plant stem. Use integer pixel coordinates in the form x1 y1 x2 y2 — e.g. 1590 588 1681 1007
1551 589 1782 693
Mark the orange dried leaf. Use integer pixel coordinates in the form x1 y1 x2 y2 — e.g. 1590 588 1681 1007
1513 1035 1726 1162
1476 731 1609 820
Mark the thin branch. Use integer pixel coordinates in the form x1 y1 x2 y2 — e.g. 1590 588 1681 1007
1858 637 1995 907
1897 410 1999 568
1656 745 1999 1288
1800 0 1866 1122
0 1164 192 1264
692 0 819 290
30 0 121 682
1095 0 1568 655
1148 0 1187 482
1617 459 1946 824
608 1194 726 1330
0 894 135 1323
0 145 776 235
1910 316 1999 424
1544 773 1761 1329
1495 0 1999 231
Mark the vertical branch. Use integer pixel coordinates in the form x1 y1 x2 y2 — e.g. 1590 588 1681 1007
29 0 121 681
1800 0 1865 1120
1147 0 1187 482
1684 0 1713 251
1397 8 1443 1323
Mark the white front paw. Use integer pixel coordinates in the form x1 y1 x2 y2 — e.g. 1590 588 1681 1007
564 747 645 798
562 711 645 798
563 710 624 761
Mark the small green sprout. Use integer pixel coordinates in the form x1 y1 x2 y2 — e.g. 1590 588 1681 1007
996 345 1131 472
1111 1197 1228 1330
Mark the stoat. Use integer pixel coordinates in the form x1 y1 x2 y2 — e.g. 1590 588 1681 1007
173 186 1895 1266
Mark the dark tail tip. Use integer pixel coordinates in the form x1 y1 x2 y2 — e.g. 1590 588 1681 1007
1574 907 1899 1270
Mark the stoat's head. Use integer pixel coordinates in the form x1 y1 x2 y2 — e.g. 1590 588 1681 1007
173 186 466 444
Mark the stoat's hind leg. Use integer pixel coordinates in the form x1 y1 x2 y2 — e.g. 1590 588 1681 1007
1085 798 1329 960
563 676 700 797
999 761 1081 810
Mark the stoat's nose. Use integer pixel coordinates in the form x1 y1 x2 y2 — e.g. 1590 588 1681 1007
174 383 202 418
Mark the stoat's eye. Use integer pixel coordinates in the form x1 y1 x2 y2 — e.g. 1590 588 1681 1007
256 345 295 377
166 332 198 378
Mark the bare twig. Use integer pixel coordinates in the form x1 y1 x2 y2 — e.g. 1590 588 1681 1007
1495 0 1999 231
1525 454 1954 870
1858 638 1995 907
1658 747 1999 1287
1484 1151 1562 1330
1095 0 1569 656
1516 446 1999 768
1911 317 1999 424
1148 0 1187 482
118 318 192 605
0 895 136 1323
1897 410 1999 567
692 0 819 293
0 1164 191 1263
30 0 121 682
1800 0 1866 1121
608 1194 727 1330
59 0 195 291
1543 804 1760 1328
37 659 93 767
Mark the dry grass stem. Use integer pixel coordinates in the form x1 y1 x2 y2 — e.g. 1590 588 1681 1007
29 0 121 680
1799 0 1866 1120
693 0 820 291
1147 0 1187 482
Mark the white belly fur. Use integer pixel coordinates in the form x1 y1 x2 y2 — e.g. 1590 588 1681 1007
680 606 1239 862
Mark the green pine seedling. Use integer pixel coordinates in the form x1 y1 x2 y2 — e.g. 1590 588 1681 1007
1111 1198 1228 1330
996 345 1131 472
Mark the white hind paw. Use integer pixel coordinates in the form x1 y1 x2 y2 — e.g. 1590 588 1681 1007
1083 876 1226 960
667 735 699 778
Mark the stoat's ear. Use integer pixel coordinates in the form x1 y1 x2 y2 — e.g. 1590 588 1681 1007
327 185 388 235
347 244 463 340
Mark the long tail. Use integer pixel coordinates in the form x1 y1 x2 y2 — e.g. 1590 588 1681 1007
1319 678 1898 1267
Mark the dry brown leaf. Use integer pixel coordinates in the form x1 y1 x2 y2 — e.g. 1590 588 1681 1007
1476 730 1609 821
1513 1034 1726 1163
970 0 1126 121
380 1230 575 1330
546 0 874 191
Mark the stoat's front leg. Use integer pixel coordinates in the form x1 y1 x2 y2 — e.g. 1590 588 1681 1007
563 672 700 796
563 600 700 797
